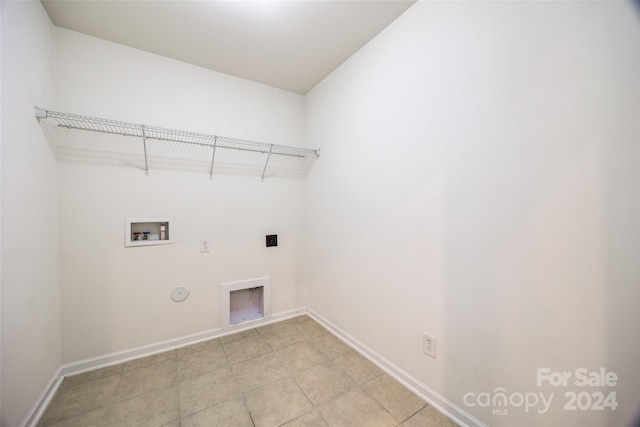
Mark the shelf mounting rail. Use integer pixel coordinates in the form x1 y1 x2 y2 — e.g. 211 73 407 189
34 107 319 180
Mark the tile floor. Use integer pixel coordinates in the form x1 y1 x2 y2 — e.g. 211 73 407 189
39 315 458 427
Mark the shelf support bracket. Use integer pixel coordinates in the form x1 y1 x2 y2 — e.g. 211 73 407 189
34 106 47 119
261 144 274 182
209 136 217 180
141 124 149 176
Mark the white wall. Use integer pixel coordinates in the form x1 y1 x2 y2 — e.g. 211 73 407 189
54 29 307 363
303 2 639 426
0 2 60 426
1 3 3 421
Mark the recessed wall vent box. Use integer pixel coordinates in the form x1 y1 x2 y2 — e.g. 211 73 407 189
125 218 173 247
230 287 263 324
221 276 271 329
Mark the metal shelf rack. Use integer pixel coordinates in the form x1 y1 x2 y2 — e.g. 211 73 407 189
34 107 319 181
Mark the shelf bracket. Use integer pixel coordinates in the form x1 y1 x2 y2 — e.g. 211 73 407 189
34 106 48 119
141 124 149 176
261 144 274 182
209 136 217 180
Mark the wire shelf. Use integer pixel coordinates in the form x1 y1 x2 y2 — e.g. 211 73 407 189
35 107 319 180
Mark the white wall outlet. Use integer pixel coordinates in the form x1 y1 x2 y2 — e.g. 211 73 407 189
423 332 436 359
200 238 210 252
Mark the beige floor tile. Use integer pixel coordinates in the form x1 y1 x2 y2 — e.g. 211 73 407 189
221 334 272 364
274 315 308 329
59 364 123 390
40 375 121 425
178 367 239 417
331 350 383 384
117 358 177 401
262 332 305 351
231 353 287 391
110 385 180 427
363 374 426 422
318 388 396 427
219 328 259 344
244 379 313 427
295 363 355 406
282 409 328 427
256 322 306 351
274 341 328 374
297 319 330 340
176 337 221 357
123 350 176 372
177 345 228 380
181 398 253 427
402 405 459 427
39 407 113 427
312 334 351 358
257 321 298 334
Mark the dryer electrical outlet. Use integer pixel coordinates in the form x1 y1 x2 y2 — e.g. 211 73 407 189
266 234 278 247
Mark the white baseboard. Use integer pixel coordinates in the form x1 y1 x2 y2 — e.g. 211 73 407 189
20 367 64 427
306 308 487 427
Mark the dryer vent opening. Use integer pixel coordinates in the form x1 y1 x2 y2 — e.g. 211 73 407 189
230 286 264 325
220 276 271 329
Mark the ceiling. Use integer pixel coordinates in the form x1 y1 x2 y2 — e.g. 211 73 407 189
41 0 416 94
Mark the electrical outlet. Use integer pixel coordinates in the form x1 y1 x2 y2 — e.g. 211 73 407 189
266 234 278 247
423 332 436 359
